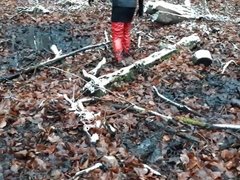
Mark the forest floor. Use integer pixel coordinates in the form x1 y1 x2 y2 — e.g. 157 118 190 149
0 0 239 179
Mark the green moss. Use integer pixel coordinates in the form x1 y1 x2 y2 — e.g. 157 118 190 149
177 116 207 128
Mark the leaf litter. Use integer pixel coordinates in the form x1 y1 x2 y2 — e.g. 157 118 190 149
0 0 239 179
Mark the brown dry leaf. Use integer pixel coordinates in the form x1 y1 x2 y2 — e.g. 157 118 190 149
80 158 89 169
225 160 235 170
210 171 222 179
221 149 237 161
48 133 61 143
12 117 26 126
36 144 56 154
177 172 190 180
163 135 171 142
0 99 11 114
0 117 7 128
10 160 21 173
186 152 201 170
27 157 47 170
35 91 44 99
148 100 155 106
45 145 56 154
35 157 47 170
14 150 28 159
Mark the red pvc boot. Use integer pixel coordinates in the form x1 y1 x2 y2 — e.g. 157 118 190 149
111 22 124 62
123 22 131 57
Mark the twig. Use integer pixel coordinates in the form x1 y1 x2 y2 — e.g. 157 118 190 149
143 164 162 176
71 163 103 180
88 57 107 76
104 30 109 44
110 103 171 121
152 86 203 117
221 60 237 74
212 124 240 130
137 34 142 48
132 103 172 121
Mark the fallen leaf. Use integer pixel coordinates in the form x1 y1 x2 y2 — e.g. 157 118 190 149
101 155 119 167
48 133 61 143
177 172 190 180
221 149 237 161
14 150 28 159
225 160 235 170
0 117 7 128
180 153 190 165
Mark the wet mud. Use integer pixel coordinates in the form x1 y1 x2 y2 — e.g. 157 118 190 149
0 23 92 72
157 73 240 113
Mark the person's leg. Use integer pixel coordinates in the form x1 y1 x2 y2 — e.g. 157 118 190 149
123 22 132 56
111 22 124 62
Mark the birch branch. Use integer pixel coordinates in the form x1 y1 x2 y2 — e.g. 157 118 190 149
83 34 200 94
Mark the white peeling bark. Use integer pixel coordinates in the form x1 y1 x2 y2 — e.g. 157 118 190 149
83 34 201 94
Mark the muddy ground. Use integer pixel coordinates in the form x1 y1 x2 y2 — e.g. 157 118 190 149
0 0 240 179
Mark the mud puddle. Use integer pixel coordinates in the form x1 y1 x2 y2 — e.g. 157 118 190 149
0 23 92 73
156 73 240 119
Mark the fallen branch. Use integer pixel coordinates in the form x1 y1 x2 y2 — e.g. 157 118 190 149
153 86 203 117
177 116 240 130
82 69 106 93
88 57 107 76
131 103 172 121
110 103 172 121
71 163 103 180
83 34 200 94
0 41 110 83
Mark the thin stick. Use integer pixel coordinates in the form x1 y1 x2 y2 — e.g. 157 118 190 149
152 86 203 117
143 164 162 176
221 60 237 74
71 163 103 180
212 124 240 130
0 41 110 83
